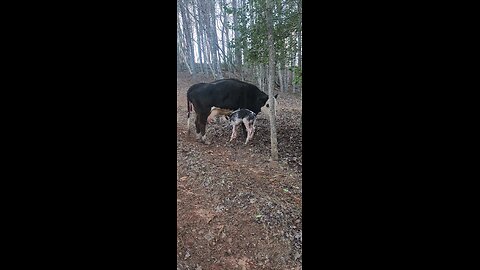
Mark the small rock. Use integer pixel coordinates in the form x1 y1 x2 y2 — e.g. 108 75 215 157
204 231 214 241
295 231 302 241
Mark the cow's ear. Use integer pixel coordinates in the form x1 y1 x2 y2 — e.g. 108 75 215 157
274 94 278 99
259 95 269 105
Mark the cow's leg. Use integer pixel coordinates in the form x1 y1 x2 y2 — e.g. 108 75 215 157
195 115 202 140
198 113 209 143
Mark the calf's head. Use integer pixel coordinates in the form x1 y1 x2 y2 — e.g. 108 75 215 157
208 107 233 123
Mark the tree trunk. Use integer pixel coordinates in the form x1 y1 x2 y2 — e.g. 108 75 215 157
257 65 263 92
198 0 210 73
277 65 284 92
232 0 242 70
208 0 223 78
292 65 295 93
177 5 182 71
221 0 233 73
266 0 278 161
194 0 204 73
297 0 302 92
177 9 192 73
220 0 226 66
180 0 196 74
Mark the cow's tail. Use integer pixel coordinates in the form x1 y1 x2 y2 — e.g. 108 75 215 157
187 98 192 134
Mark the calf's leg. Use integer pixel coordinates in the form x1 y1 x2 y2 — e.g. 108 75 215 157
229 124 238 142
243 119 255 144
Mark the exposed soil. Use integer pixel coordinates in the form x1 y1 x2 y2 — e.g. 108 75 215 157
177 72 302 270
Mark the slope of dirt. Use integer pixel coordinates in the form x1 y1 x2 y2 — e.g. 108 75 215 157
177 72 302 269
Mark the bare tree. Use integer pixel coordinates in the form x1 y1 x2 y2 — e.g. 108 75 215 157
277 65 284 92
232 0 242 70
177 0 301 90
177 7 193 74
297 0 302 76
266 0 278 160
179 0 196 74
193 0 204 73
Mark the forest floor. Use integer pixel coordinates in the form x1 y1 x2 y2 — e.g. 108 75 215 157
177 71 302 270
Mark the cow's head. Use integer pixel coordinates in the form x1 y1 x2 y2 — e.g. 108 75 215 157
261 93 278 117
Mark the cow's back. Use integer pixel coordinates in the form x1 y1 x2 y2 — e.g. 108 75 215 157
207 79 268 114
188 79 268 115
187 83 208 100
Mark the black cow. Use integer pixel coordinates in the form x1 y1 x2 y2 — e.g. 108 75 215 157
187 78 276 142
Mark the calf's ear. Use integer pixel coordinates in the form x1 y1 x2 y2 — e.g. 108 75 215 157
274 93 278 99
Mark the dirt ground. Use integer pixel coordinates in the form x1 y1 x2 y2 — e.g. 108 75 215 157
177 72 302 270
